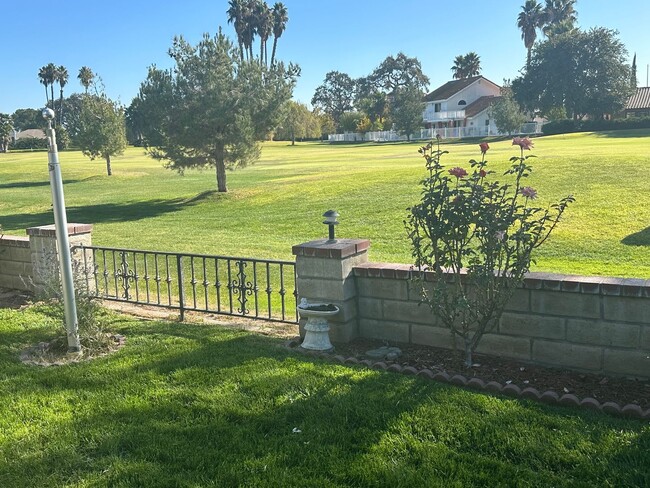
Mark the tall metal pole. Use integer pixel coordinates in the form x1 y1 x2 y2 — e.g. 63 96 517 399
43 108 81 352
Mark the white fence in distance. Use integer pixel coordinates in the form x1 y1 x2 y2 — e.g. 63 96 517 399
328 122 544 143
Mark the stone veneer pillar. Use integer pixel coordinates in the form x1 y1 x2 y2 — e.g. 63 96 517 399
26 223 93 294
292 238 370 343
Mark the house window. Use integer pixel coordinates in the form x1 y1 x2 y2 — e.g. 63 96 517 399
485 119 490 126
458 100 467 106
434 103 441 112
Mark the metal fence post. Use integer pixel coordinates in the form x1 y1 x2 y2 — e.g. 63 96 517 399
177 254 185 321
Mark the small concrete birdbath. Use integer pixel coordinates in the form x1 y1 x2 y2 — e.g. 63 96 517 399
298 299 339 352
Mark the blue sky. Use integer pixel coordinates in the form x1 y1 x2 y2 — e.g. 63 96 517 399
2 0 649 114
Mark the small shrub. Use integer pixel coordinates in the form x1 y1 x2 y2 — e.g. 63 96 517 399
30 253 113 354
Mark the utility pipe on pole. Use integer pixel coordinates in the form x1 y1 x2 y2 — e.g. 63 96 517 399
43 107 81 352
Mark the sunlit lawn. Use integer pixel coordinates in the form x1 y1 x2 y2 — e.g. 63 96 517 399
0 306 648 487
1 129 649 277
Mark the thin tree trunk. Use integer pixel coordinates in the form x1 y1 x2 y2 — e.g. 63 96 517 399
270 38 278 66
59 89 64 126
105 154 112 176
464 339 473 367
215 144 227 192
44 85 49 106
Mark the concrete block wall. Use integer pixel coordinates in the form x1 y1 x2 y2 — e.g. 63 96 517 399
0 224 93 294
352 263 650 380
0 235 32 291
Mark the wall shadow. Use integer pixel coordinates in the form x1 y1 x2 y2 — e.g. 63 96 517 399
622 227 650 246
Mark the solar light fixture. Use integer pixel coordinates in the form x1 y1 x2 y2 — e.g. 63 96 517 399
322 210 339 243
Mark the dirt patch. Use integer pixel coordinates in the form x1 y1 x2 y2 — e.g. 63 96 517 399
19 334 126 367
331 338 650 410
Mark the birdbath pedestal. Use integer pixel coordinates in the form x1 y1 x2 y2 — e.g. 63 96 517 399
298 299 339 352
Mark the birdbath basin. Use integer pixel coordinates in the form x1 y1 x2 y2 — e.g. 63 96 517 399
298 299 339 352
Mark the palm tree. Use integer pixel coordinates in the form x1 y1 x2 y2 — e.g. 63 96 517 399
242 0 257 61
517 0 545 69
38 65 50 106
451 52 481 79
270 2 288 66
78 66 94 93
56 65 68 125
463 52 481 77
255 2 273 66
451 55 466 79
543 0 577 36
45 63 57 110
227 0 246 60
38 63 57 108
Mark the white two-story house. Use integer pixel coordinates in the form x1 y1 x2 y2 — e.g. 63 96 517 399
422 76 502 137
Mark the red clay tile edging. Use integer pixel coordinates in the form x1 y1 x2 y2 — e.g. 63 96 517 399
287 340 650 420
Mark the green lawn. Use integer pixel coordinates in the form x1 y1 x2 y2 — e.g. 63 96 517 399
0 306 648 487
1 130 649 277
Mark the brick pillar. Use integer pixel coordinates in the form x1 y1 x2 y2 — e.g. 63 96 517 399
26 223 93 294
292 238 370 343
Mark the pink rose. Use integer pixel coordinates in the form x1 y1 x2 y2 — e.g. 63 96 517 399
448 167 468 178
479 169 487 178
512 137 534 150
479 142 489 154
520 186 538 199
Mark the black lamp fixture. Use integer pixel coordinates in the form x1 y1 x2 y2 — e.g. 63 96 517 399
322 210 339 243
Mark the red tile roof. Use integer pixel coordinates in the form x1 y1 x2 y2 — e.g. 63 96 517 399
626 87 650 110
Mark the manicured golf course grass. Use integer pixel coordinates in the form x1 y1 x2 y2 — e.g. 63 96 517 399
1 129 649 277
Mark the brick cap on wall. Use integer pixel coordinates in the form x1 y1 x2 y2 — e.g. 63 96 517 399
293 239 370 259
0 235 30 248
353 262 650 298
26 223 93 238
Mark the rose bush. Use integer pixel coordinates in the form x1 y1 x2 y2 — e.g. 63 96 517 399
406 137 574 366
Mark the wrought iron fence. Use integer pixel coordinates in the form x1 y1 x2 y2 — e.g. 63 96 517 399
74 245 298 324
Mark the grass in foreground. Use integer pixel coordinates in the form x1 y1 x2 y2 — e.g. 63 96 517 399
0 307 648 487
0 130 649 278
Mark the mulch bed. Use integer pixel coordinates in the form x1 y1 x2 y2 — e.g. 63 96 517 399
330 338 650 411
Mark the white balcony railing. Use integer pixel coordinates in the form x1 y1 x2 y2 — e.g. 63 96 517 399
423 110 466 122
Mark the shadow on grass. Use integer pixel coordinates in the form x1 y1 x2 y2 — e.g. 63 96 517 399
1 320 648 486
0 191 223 230
0 180 80 190
591 129 650 138
622 227 650 246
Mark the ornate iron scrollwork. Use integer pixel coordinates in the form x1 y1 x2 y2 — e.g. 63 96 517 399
115 251 136 299
231 260 255 315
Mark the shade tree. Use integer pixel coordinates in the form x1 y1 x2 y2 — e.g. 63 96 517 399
133 30 297 192
76 83 127 176
512 27 633 120
311 71 356 129
390 86 425 141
